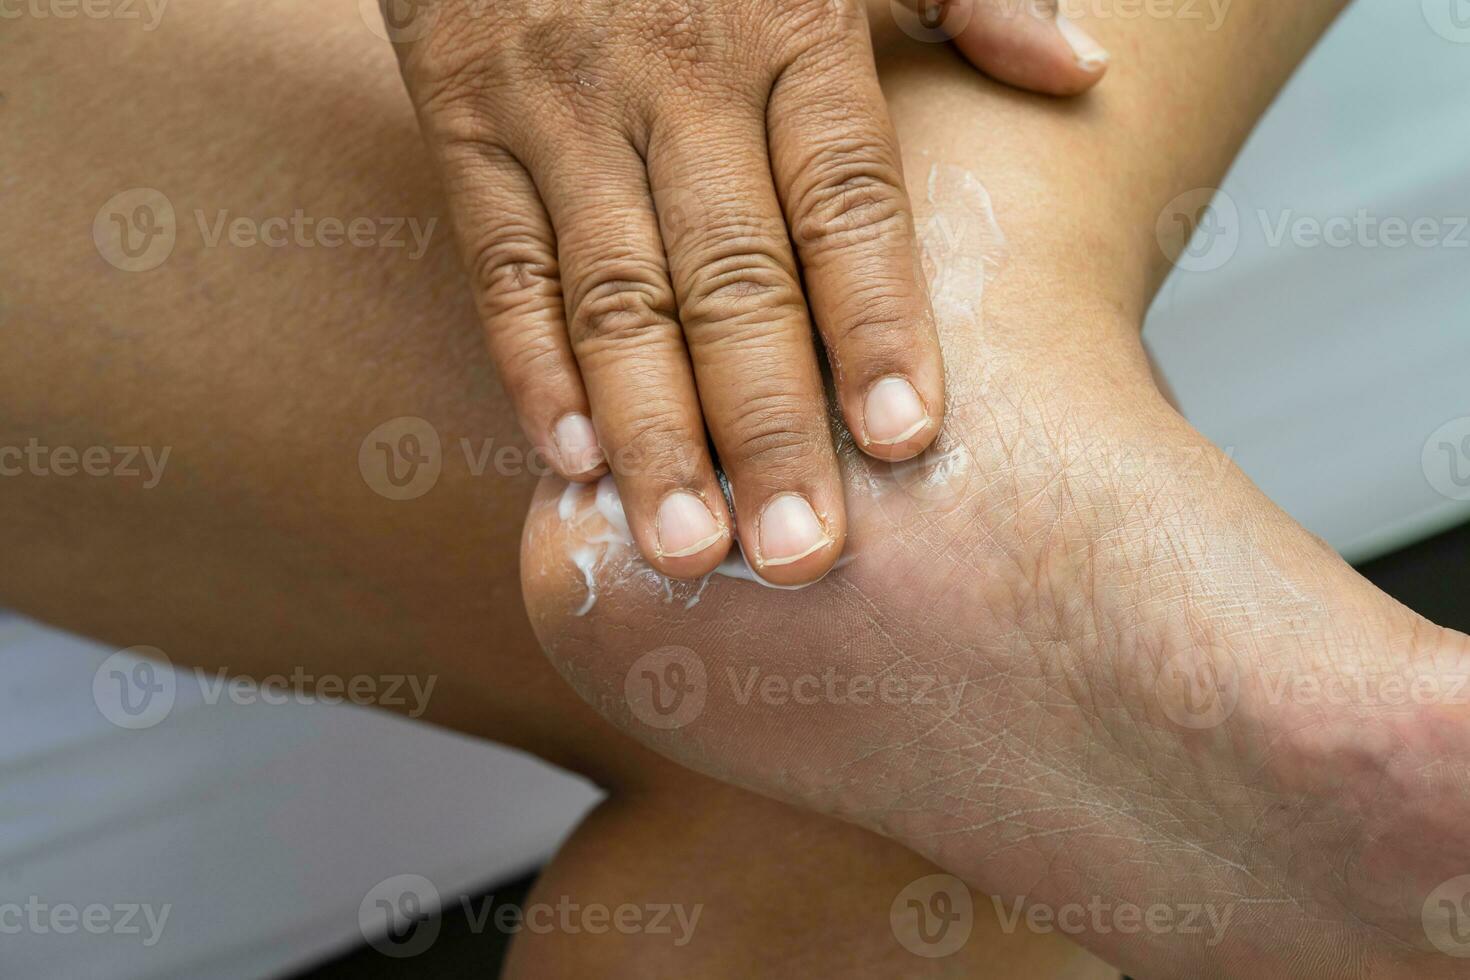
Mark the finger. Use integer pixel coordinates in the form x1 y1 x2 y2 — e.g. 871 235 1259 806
438 141 606 481
648 115 845 585
537 140 733 578
769 35 944 463
896 0 1109 95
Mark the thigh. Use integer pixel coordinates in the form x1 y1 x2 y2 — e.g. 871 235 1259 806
0 4 638 780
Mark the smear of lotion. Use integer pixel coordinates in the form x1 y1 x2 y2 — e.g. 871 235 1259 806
917 162 1008 325
552 166 1004 613
848 163 1001 517
554 476 839 616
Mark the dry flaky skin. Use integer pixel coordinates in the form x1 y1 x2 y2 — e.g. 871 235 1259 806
523 18 1470 980
525 247 1470 979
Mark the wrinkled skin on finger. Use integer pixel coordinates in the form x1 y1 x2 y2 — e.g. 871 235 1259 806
383 0 1103 585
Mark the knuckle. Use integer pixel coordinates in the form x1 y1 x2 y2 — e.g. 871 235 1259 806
680 247 803 330
790 144 908 253
569 260 679 344
468 229 557 301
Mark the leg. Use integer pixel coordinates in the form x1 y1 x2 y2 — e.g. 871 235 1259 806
0 3 1110 975
508 778 1113 978
523 2 1470 977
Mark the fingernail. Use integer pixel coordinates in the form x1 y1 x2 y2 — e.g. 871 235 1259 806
553 413 603 474
757 494 830 567
656 491 726 558
1056 15 1109 72
863 376 930 446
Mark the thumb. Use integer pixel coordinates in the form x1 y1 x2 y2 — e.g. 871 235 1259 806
896 0 1110 96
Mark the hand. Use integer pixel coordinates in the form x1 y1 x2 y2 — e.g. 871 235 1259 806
384 0 1108 585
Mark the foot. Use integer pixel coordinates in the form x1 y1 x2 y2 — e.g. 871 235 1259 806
520 176 1470 980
